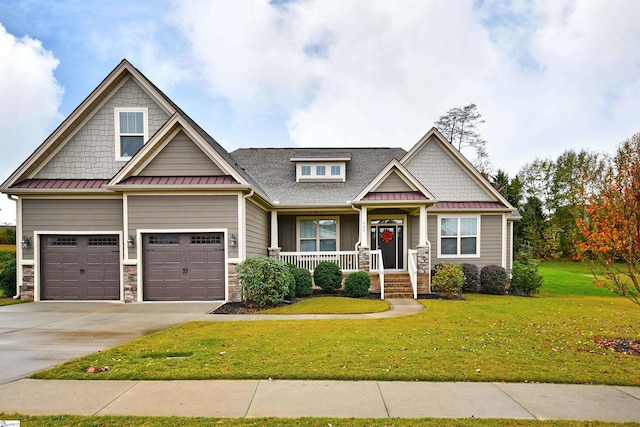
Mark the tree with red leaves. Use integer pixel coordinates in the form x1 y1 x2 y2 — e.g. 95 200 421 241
575 133 640 307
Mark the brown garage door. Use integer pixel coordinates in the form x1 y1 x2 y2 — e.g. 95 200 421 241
143 233 225 301
40 235 120 300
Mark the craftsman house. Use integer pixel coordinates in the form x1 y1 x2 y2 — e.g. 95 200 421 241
1 60 519 302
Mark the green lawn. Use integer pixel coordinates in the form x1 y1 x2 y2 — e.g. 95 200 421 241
0 299 28 306
538 261 621 297
260 296 389 314
33 291 639 385
0 414 633 427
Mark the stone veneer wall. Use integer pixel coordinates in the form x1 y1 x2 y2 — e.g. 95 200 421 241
123 265 137 303
20 265 34 300
228 263 241 302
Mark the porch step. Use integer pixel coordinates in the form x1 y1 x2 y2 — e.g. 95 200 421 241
380 273 414 299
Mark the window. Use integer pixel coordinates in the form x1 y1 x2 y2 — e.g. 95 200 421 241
439 216 479 257
115 107 148 160
295 162 346 182
299 218 337 251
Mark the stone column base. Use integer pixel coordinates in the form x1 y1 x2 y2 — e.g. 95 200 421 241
20 265 34 301
358 246 370 272
228 263 241 302
123 265 138 303
268 247 281 258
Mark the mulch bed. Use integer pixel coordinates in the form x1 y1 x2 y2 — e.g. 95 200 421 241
211 290 382 314
594 338 640 356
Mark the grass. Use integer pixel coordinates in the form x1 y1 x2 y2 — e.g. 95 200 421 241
0 414 634 427
0 299 28 306
260 296 389 314
32 291 640 385
0 244 16 252
538 262 621 297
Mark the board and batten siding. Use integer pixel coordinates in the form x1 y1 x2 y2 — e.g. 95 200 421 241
277 214 358 252
21 198 123 259
138 131 225 176
375 172 413 192
428 214 503 268
127 194 238 259
245 200 268 258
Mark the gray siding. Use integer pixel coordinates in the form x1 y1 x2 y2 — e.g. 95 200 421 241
246 200 268 258
36 78 170 179
139 131 225 176
507 221 513 271
127 194 238 259
409 215 419 249
404 136 493 201
277 214 358 252
21 198 123 259
375 171 413 192
428 214 503 268
278 215 296 252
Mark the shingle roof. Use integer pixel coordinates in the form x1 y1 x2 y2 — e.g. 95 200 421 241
231 148 406 206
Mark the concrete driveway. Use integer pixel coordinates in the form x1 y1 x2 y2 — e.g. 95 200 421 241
0 301 222 384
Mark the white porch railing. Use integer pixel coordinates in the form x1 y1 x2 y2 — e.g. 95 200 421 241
279 251 359 272
408 249 418 299
370 249 385 300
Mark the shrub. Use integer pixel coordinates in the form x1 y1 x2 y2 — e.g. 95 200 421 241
480 264 509 295
236 257 294 308
0 258 17 298
510 261 544 296
291 266 313 298
431 263 464 299
344 271 371 298
313 261 343 291
461 263 479 293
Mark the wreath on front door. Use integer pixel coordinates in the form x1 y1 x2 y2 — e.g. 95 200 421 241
381 229 393 244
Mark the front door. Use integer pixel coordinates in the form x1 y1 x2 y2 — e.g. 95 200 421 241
371 220 404 270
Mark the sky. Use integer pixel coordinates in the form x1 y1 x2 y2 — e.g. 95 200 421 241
1 0 640 224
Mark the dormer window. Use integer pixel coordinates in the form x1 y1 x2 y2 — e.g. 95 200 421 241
291 155 350 182
115 107 148 160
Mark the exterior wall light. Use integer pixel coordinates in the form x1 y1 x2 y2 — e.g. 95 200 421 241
127 235 136 248
230 234 237 247
21 236 30 249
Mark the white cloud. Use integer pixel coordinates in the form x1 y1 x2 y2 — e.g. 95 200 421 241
168 0 640 176
0 23 62 223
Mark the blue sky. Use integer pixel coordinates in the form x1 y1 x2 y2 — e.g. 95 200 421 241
1 0 640 224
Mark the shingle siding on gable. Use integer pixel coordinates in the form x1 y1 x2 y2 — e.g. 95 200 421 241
375 171 413 192
35 78 169 179
139 131 224 176
404 137 492 201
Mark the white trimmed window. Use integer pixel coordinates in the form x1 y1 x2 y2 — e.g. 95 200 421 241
115 107 148 160
298 218 338 252
438 215 480 257
295 162 346 182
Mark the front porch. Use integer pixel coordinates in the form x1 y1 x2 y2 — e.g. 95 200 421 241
267 204 433 299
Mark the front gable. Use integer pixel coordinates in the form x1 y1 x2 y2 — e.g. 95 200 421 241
402 128 511 206
354 159 436 203
373 170 416 192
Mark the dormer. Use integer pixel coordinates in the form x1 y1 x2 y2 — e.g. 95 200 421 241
291 154 351 183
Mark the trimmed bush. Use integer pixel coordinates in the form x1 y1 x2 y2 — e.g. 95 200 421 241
0 258 16 298
313 261 342 291
344 271 371 298
236 257 294 308
461 263 479 293
431 263 464 299
292 267 313 297
510 261 544 296
480 264 509 295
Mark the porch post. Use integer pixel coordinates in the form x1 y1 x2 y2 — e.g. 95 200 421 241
419 204 427 246
360 206 368 247
268 210 280 258
417 204 430 294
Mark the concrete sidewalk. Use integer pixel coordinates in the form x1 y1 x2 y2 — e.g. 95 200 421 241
1 379 639 421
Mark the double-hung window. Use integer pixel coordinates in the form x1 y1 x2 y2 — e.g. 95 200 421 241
299 218 337 252
439 216 479 257
115 108 148 160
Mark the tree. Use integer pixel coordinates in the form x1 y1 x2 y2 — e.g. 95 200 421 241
491 169 522 208
575 133 640 307
435 103 489 173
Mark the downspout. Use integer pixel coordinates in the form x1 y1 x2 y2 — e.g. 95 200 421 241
350 204 361 251
7 194 20 299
